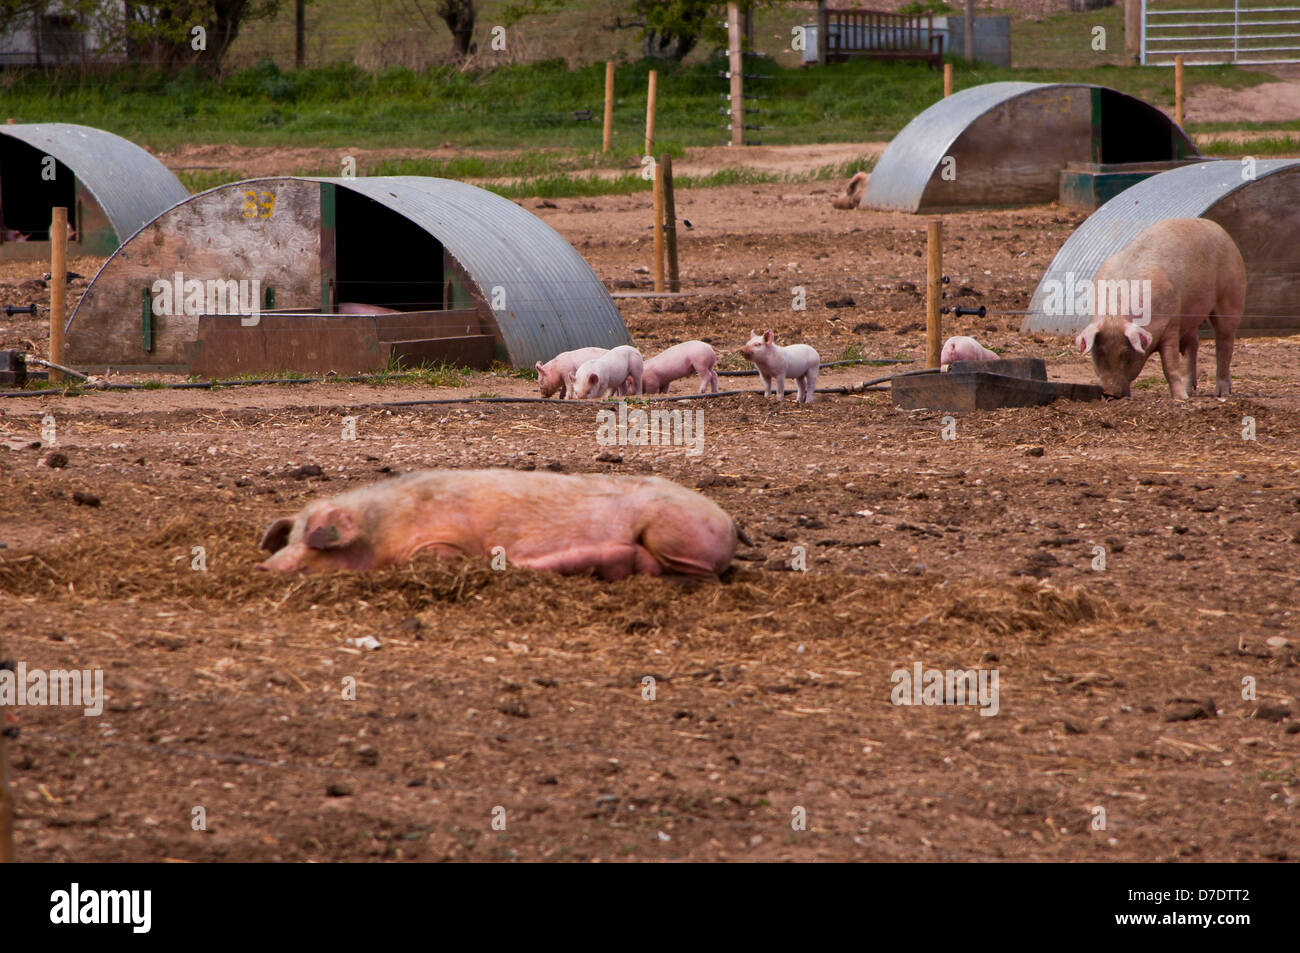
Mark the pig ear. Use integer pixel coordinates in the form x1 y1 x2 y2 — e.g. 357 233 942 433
587 371 599 387
260 518 294 553
1075 323 1099 355
534 361 545 375
763 329 774 343
305 507 360 550
1124 323 1152 354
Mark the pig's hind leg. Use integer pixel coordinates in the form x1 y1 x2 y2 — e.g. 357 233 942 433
516 543 663 580
1209 313 1237 397
800 365 819 404
1180 329 1200 393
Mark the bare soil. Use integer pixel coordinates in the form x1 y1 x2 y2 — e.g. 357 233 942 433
1 183 1297 863
151 142 885 184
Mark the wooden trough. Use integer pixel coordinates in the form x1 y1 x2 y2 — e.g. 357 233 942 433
1058 159 1205 212
189 309 496 377
892 358 1103 411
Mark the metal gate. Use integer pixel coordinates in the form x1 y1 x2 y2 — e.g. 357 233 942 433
1141 0 1300 64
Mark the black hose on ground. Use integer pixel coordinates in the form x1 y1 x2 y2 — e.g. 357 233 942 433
0 357 917 399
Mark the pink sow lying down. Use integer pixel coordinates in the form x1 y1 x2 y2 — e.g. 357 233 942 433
259 469 738 580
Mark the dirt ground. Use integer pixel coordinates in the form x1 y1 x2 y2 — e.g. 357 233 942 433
1 181 1298 863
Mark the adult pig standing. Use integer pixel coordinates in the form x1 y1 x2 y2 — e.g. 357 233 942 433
739 330 819 403
536 346 609 399
1074 218 1245 399
258 469 738 579
572 345 644 399
641 341 719 394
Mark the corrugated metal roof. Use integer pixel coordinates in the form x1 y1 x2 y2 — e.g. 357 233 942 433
864 82 1040 212
1023 159 1300 335
862 82 1196 213
315 176 631 368
0 122 188 244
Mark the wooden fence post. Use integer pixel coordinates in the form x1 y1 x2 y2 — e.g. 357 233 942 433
1175 54 1185 126
49 206 67 385
653 159 666 293
926 220 943 369
661 153 680 292
728 3 744 146
603 61 615 152
645 69 657 157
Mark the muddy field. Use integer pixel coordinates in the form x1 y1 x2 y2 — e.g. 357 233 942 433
1 182 1298 862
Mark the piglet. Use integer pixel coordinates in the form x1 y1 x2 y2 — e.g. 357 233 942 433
259 469 738 580
739 330 819 403
572 345 643 399
1075 217 1244 399
940 335 999 365
641 341 719 395
831 172 868 211
337 302 399 315
536 346 610 399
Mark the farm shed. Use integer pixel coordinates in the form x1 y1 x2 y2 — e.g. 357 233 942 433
1023 159 1300 337
64 175 632 374
0 122 187 259
862 82 1199 213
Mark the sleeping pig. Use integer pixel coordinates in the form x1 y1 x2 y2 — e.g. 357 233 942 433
259 469 738 580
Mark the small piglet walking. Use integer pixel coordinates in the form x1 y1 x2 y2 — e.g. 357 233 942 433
642 340 719 394
739 330 819 403
1075 217 1245 399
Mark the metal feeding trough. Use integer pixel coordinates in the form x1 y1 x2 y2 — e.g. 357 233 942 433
891 357 1103 411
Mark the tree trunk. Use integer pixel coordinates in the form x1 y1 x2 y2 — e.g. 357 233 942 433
642 30 697 60
436 0 476 58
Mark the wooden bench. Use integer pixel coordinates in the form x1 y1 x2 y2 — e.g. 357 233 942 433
821 8 944 68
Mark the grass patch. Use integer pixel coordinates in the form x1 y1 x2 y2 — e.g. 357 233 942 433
1198 136 1300 157
492 363 539 380
2 53 1274 156
396 362 472 388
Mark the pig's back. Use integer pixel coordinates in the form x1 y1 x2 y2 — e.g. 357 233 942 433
645 342 692 369
1101 218 1240 284
405 468 719 530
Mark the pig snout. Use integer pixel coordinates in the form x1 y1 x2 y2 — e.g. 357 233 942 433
258 542 310 572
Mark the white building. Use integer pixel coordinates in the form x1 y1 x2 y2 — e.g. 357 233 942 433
0 3 128 66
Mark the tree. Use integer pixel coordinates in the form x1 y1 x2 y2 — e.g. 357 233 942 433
435 0 477 57
396 0 477 59
502 0 749 63
636 0 725 61
125 0 286 67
